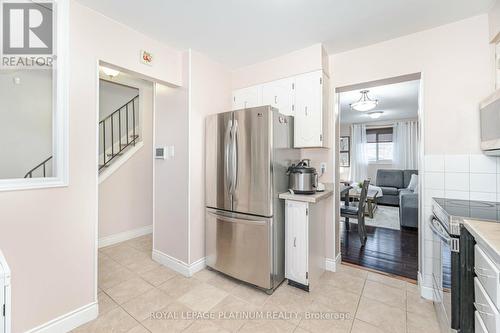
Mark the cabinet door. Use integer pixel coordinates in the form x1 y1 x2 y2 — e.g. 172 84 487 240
0 277 3 333
294 71 323 148
285 200 308 285
232 86 262 110
261 78 295 116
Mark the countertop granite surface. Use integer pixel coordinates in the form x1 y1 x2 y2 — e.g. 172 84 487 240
279 188 333 204
463 219 500 264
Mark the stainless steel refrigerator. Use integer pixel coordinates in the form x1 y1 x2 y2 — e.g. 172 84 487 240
205 106 299 292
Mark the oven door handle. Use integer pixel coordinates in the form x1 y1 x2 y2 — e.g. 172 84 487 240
430 217 451 245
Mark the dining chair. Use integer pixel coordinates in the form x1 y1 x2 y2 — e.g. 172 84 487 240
341 180 370 246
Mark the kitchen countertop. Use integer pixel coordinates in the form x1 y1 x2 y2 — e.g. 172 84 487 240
279 188 333 204
463 219 500 264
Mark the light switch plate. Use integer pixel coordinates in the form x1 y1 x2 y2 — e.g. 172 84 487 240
168 146 175 159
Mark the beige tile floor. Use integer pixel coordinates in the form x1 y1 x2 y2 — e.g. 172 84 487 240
74 234 440 333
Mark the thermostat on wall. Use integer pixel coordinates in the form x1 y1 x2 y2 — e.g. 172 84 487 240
155 147 166 160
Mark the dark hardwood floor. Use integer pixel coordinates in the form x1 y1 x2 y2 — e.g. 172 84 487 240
340 221 418 280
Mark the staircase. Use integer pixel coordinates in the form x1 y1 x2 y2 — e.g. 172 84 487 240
24 156 52 178
23 95 140 178
99 95 140 171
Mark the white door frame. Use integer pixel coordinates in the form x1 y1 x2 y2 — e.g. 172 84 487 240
332 73 425 287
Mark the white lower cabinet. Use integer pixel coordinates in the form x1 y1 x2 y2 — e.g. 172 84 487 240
285 201 309 285
476 310 489 333
0 251 10 333
284 198 325 291
474 244 500 333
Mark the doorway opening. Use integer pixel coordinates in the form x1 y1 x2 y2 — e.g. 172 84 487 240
336 74 422 280
97 63 156 288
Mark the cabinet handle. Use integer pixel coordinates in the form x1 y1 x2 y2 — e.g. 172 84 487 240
475 268 496 279
474 302 494 316
244 101 247 108
293 237 297 247
305 106 308 116
274 96 277 104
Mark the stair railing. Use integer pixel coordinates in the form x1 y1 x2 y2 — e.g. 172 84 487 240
24 156 53 178
99 95 139 171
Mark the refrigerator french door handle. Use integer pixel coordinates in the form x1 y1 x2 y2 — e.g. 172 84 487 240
207 210 266 225
224 120 233 194
232 120 239 193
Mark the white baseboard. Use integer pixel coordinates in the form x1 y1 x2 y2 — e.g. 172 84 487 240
418 272 434 300
152 249 206 277
98 225 152 248
26 302 98 333
189 257 207 275
325 253 341 272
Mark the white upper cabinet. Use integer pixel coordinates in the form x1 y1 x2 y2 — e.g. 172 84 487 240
232 86 262 110
294 70 326 148
261 77 295 116
231 70 329 148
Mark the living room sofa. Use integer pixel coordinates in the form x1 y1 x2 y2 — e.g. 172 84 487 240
376 169 418 228
376 169 417 206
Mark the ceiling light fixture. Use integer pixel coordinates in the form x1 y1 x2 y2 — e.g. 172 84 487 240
101 66 120 78
350 90 378 112
368 111 384 119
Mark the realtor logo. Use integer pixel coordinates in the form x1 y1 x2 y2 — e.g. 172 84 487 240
2 1 53 54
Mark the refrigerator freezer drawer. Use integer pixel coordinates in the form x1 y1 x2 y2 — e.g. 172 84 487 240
206 208 272 290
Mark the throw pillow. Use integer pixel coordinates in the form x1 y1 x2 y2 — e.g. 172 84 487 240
407 174 418 191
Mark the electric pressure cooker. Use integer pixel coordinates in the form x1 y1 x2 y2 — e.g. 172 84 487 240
287 159 318 194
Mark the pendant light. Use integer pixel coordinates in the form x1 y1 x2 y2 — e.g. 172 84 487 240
350 90 378 112
368 111 384 119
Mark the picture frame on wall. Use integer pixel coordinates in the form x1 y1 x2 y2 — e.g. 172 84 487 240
340 152 350 167
340 136 350 152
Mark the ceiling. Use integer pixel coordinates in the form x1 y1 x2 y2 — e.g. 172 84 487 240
339 79 420 124
76 0 494 69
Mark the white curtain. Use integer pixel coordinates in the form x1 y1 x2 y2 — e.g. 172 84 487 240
350 124 368 181
393 121 419 170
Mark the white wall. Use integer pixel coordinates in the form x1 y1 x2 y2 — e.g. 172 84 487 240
0 70 52 179
189 51 232 264
330 14 493 295
232 43 326 89
154 54 190 263
99 77 154 239
153 50 232 268
0 1 183 331
99 79 139 120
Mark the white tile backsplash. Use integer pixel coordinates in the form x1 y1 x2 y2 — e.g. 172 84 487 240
424 155 445 172
420 153 500 295
444 190 470 200
470 173 497 193
445 172 470 191
444 154 470 173
470 155 497 174
424 189 445 206
424 172 445 190
470 192 497 201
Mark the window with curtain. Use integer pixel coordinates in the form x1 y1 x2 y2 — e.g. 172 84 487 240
366 127 393 162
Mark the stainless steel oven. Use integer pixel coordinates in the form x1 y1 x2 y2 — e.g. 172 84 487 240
430 216 460 333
